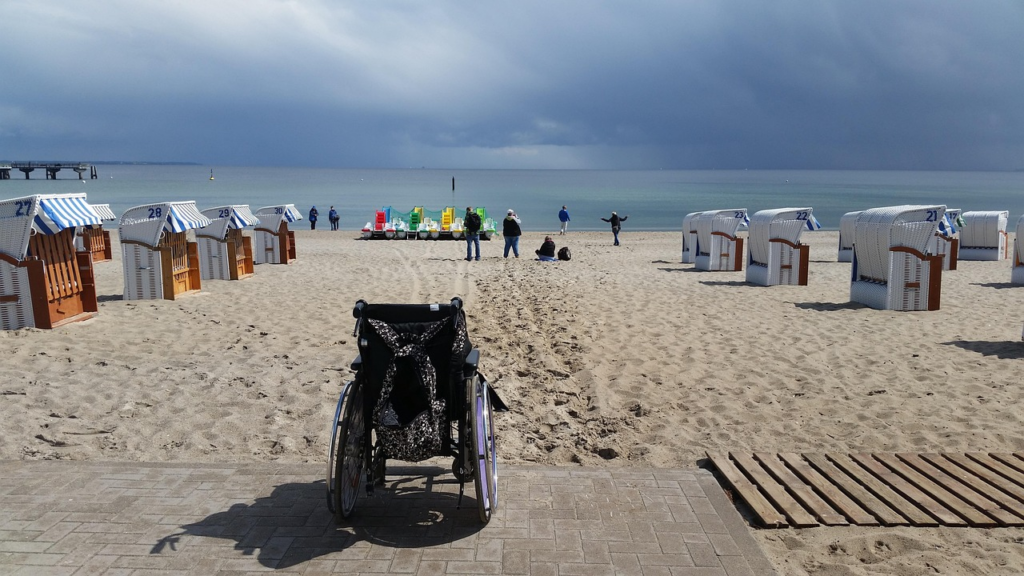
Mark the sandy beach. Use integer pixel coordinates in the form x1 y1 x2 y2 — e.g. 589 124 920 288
2 228 1024 574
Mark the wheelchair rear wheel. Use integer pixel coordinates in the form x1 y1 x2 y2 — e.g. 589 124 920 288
470 375 498 523
333 378 366 520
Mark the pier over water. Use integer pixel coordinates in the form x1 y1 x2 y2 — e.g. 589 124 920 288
0 162 98 180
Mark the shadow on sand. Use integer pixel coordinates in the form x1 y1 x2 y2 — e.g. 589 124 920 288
152 466 485 569
942 340 1024 360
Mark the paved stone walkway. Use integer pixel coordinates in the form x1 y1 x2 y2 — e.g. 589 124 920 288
0 461 776 575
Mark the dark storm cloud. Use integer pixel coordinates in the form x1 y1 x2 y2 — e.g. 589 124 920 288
1 1 1022 169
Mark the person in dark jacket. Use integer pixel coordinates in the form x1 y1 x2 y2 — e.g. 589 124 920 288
601 211 628 246
308 206 319 230
464 206 482 261
536 236 557 261
502 209 522 258
328 206 339 231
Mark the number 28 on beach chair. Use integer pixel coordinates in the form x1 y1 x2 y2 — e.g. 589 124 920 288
253 205 301 264
0 194 103 330
745 208 818 286
958 210 1010 261
119 201 212 301
75 203 117 263
693 209 748 271
850 205 945 311
197 205 260 281
326 298 508 524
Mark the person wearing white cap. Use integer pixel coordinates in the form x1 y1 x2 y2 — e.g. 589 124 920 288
502 209 522 258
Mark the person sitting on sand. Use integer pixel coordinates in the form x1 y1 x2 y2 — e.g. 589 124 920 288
536 236 557 261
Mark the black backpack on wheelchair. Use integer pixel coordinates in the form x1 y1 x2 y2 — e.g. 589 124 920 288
326 297 508 523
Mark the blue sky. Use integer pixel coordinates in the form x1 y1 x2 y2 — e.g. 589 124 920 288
2 1 1022 170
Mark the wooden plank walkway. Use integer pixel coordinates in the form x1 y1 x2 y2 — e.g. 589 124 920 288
707 452 1024 528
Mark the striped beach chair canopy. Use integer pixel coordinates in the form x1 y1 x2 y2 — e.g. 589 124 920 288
198 205 260 239
118 201 213 248
0 194 102 260
90 203 118 222
254 205 303 230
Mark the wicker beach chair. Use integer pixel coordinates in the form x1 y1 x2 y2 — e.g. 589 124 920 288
75 203 117 263
253 205 301 264
681 211 702 264
197 205 260 281
1012 215 1024 285
0 194 103 330
849 205 945 311
837 211 861 262
746 208 817 286
693 209 748 271
326 298 508 524
927 208 961 271
119 201 212 301
958 211 1010 261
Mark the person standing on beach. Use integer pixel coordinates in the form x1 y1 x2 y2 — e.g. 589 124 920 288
464 206 482 261
309 206 319 230
328 206 339 231
503 209 522 258
601 211 628 246
558 205 570 235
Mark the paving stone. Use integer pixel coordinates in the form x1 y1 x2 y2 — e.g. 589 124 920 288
0 461 776 575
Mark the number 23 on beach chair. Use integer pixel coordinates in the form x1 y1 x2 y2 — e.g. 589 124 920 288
0 193 103 330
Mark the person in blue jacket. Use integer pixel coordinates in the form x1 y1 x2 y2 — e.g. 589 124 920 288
308 206 319 230
558 205 570 235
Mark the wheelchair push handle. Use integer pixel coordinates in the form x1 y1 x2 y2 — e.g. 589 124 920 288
352 300 367 336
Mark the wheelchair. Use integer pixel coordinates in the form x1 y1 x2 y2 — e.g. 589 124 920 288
326 298 507 523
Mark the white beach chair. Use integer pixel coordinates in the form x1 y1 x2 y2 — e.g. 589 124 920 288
74 203 117 263
1011 215 1024 284
693 209 747 271
119 201 212 301
197 205 260 281
253 205 302 264
958 211 1009 261
0 194 102 330
849 205 945 311
927 208 961 271
745 208 816 286
681 211 702 263
837 211 861 262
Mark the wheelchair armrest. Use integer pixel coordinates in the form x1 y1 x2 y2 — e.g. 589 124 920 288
350 355 362 371
464 349 480 370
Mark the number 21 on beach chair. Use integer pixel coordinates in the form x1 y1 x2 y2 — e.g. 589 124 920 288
0 194 103 330
849 205 945 311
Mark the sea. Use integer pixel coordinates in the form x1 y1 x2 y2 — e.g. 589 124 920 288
3 165 1024 232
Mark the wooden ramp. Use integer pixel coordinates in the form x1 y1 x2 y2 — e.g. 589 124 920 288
706 452 1024 528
